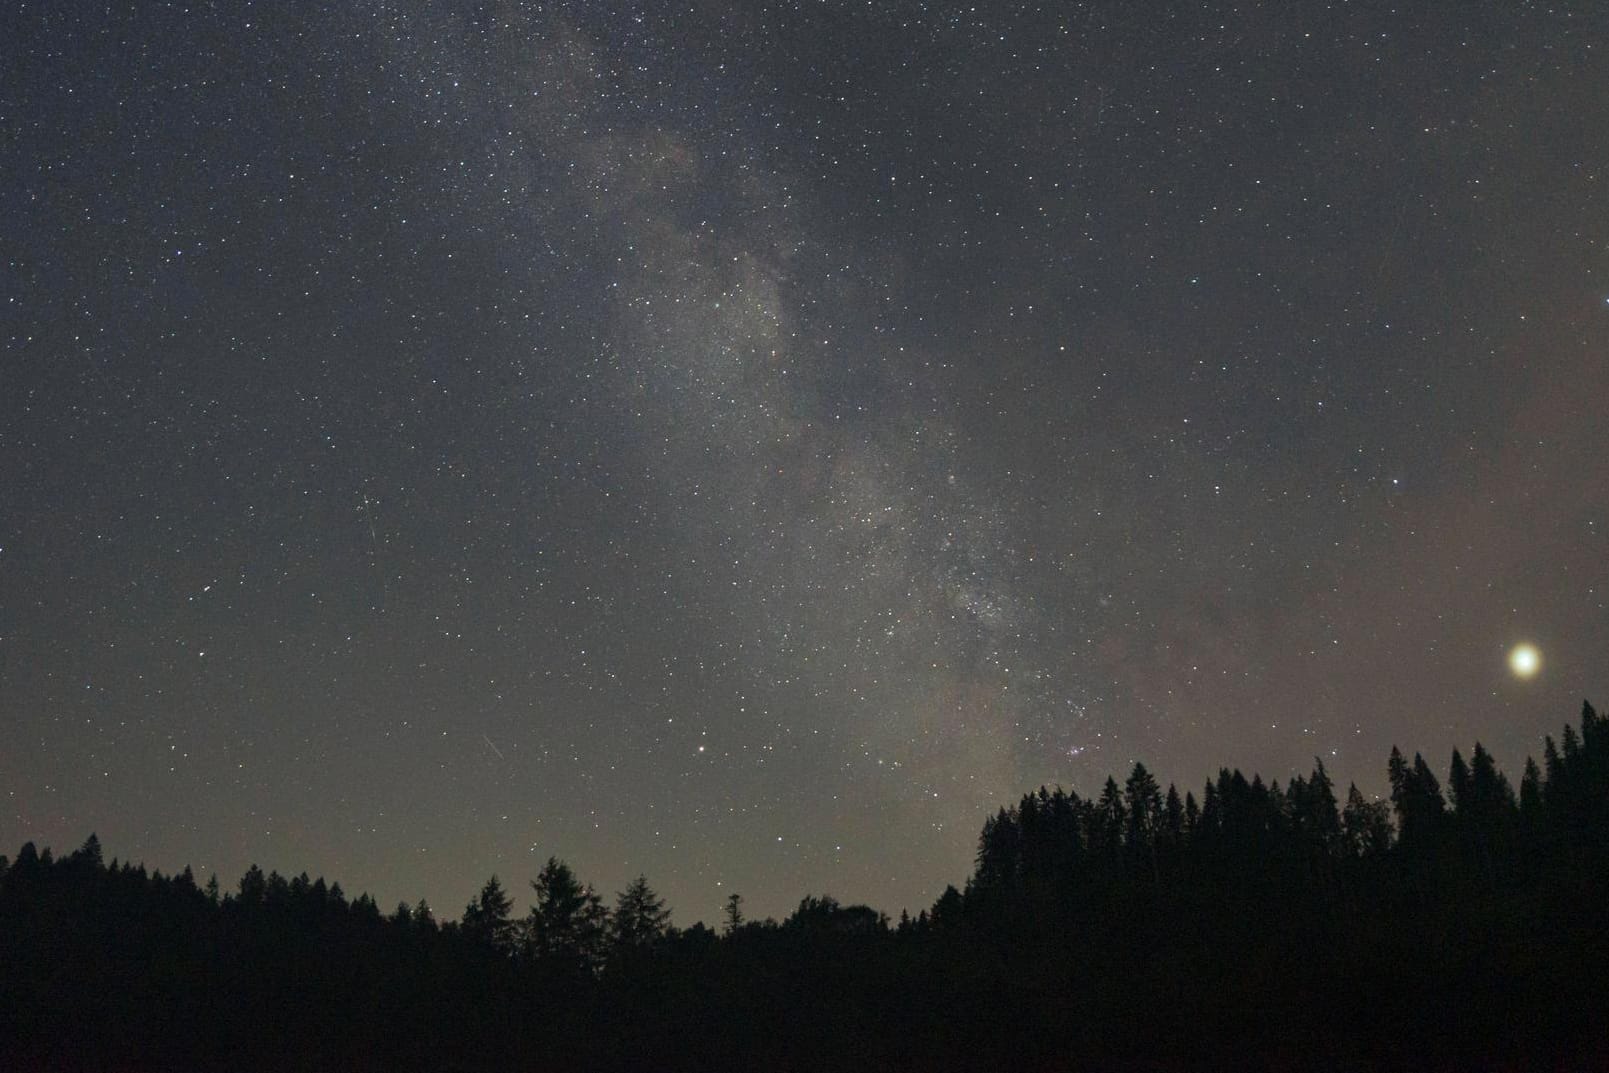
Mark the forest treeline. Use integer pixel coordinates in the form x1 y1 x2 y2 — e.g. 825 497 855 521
4 703 1608 1071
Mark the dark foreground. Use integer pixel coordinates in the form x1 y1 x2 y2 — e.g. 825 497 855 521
4 703 1608 1071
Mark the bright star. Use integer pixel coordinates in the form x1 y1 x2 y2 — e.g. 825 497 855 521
1509 643 1541 679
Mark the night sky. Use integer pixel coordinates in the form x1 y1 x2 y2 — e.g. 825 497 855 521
4 2 1606 924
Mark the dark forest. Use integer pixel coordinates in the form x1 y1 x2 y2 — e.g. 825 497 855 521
5 702 1607 1071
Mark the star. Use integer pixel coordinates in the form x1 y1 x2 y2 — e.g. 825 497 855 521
1509 644 1542 680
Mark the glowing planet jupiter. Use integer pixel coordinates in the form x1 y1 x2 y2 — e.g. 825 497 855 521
1509 643 1542 679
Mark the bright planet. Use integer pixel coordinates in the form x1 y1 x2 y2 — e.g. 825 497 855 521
1510 643 1542 679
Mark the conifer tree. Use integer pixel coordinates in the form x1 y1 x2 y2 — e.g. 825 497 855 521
1198 781 1221 840
1290 760 1343 854
1390 752 1446 843
722 891 745 935
461 875 516 953
1543 735 1564 790
930 884 963 928
1519 757 1544 821
1124 763 1163 850
1562 724 1582 764
1342 784 1393 857
612 874 671 948
1468 744 1515 820
975 808 1021 889
1163 785 1185 843
1449 749 1472 815
74 833 103 869
1581 700 1603 749
527 857 608 972
1094 777 1126 855
238 864 267 906
1388 746 1409 799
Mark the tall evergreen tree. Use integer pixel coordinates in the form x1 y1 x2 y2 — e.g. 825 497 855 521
238 864 267 906
1390 751 1447 843
975 808 1021 889
1468 744 1516 819
73 833 103 869
722 892 745 935
1562 724 1582 764
1124 763 1163 850
461 875 516 953
1162 785 1185 843
1388 746 1409 799
930 884 964 928
1581 700 1603 750
1094 776 1126 855
527 857 608 972
1543 735 1565 800
1342 784 1393 857
1198 781 1221 841
1448 748 1472 815
612 875 671 948
1519 757 1544 820
1291 760 1343 854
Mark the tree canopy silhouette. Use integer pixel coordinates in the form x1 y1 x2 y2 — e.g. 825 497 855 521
3 701 1608 1071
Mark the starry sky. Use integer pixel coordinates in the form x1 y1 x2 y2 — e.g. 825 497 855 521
3 1 1606 924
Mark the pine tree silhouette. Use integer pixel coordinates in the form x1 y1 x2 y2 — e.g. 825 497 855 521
460 875 515 952
612 875 671 948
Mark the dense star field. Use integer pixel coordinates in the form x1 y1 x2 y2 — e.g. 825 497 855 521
2 2 1605 924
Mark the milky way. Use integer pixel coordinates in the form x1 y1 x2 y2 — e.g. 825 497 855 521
3 2 1605 922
